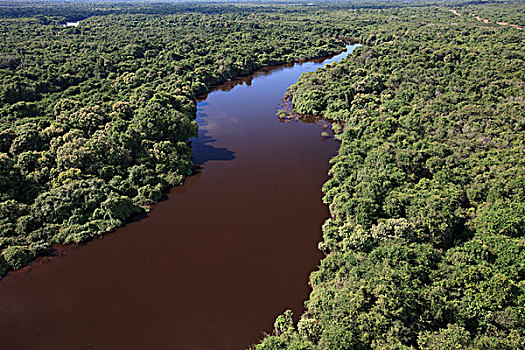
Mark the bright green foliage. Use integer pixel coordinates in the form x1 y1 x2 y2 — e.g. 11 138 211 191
0 3 351 276
2 245 32 269
2 1 524 347
256 310 315 350
259 2 525 349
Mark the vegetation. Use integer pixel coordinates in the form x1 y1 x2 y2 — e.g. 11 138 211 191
0 2 355 277
2 1 524 348
257 3 525 349
460 2 525 26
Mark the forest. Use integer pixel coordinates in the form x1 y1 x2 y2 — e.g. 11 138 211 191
257 2 525 350
0 2 351 276
1 1 524 349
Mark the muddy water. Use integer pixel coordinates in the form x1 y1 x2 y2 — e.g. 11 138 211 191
0 44 358 349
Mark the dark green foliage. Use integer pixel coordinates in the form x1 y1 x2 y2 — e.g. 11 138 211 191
258 3 525 349
0 2 350 277
2 2 524 348
2 245 32 269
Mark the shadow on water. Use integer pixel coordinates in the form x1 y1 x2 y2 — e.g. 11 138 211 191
191 131 236 165
191 111 236 165
0 43 360 350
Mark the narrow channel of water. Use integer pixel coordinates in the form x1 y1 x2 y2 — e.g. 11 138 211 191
0 44 359 349
62 21 80 27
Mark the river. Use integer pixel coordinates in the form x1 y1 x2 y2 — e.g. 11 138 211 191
0 44 359 349
62 21 80 27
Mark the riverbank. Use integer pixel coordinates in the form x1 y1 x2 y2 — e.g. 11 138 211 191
255 6 525 348
1 4 351 279
0 44 358 349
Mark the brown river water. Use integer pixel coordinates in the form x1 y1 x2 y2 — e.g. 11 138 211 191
0 44 358 349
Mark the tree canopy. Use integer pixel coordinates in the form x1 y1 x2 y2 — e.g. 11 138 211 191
0 1 350 276
1 2 524 348
257 2 525 349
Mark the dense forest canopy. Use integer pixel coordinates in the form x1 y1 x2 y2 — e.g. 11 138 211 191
0 1 353 276
257 2 525 350
1 1 524 349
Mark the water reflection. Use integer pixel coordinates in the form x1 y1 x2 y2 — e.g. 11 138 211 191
0 44 359 350
191 131 236 165
191 109 236 165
